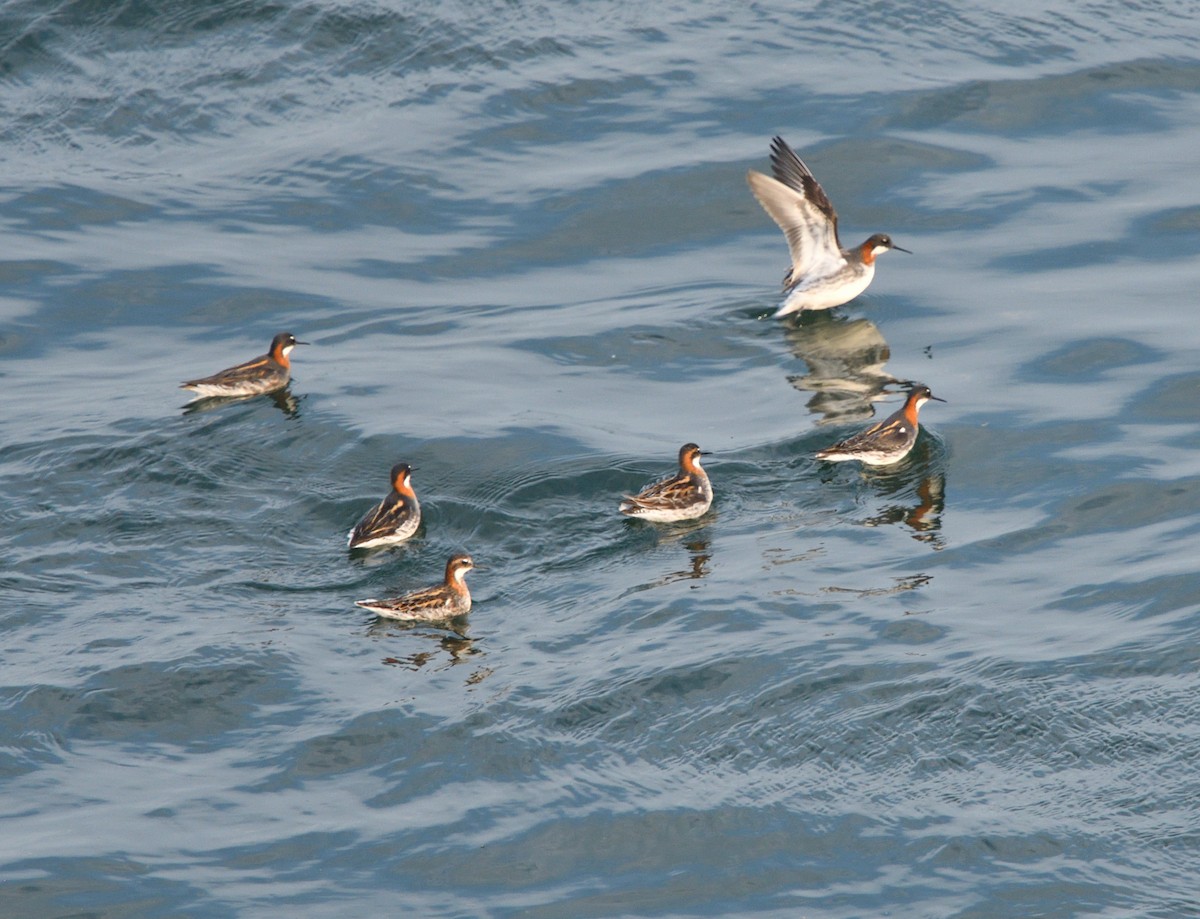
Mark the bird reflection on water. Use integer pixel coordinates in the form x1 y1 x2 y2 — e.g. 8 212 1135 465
827 437 947 549
625 523 714 593
659 537 712 586
374 623 490 682
781 311 897 425
862 469 946 549
181 387 301 419
821 573 933 598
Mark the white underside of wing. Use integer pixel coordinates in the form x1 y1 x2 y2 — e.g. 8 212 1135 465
747 171 842 280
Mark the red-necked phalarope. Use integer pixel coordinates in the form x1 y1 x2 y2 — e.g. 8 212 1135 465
619 442 713 522
355 553 476 621
815 384 944 466
747 136 910 318
180 332 307 399
348 462 421 550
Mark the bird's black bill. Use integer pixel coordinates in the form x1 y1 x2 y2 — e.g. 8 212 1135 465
892 245 913 254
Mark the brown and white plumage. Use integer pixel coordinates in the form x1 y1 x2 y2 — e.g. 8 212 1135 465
347 463 421 549
619 443 713 522
180 332 306 399
747 136 909 317
815 384 944 466
355 554 475 621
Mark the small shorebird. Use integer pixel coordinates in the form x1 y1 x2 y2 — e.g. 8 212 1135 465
180 332 306 399
347 463 421 549
815 384 944 466
619 443 713 522
355 554 476 621
747 136 910 317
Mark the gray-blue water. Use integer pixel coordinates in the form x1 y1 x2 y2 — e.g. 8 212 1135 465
3 1 1200 916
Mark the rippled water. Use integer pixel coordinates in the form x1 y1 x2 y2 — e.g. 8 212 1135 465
4 1 1200 916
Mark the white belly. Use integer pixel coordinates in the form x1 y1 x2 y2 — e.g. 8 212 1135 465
773 264 874 317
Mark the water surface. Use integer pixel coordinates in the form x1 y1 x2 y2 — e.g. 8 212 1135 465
3 1 1200 916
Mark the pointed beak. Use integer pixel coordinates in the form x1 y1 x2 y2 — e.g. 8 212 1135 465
699 451 713 456
294 340 311 346
929 395 947 402
892 244 912 254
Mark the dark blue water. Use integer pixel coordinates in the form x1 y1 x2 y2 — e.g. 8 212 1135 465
4 1 1200 916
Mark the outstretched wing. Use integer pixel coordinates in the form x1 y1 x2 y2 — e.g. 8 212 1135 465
747 136 844 287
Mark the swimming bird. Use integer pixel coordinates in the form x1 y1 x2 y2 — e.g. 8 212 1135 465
348 463 421 549
619 443 713 522
747 136 910 317
180 332 306 399
815 384 944 466
355 554 476 621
